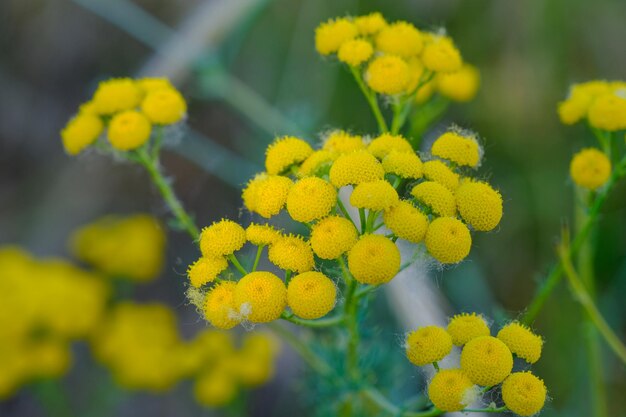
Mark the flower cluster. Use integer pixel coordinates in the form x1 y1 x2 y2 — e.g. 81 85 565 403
60 77 187 155
558 80 626 131
186 128 502 329
315 12 480 103
405 313 546 416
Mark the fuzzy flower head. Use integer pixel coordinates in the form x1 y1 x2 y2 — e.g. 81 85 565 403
234 271 287 323
587 91 626 131
315 18 358 55
242 174 293 218
375 21 423 57
436 64 480 102
61 114 103 155
367 133 414 159
107 110 152 151
411 181 457 217
141 87 187 125
406 326 453 366
92 78 142 115
204 282 240 329
460 336 513 386
455 180 503 232
348 234 401 285
287 271 337 320
382 200 429 243
422 160 460 191
268 235 314 273
421 35 463 73
188 257 228 288
425 217 472 264
382 150 423 179
431 131 482 168
338 38 374 66
557 80 611 125
194 369 237 407
447 313 490 346
297 150 337 177
265 136 313 175
322 130 365 153
501 372 547 416
350 180 399 211
569 148 611 190
354 12 387 35
497 322 543 364
310 216 358 260
329 150 385 187
428 369 477 412
200 219 246 258
366 55 411 95
245 223 281 247
286 177 337 223
137 77 173 93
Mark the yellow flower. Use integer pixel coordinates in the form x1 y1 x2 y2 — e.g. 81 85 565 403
375 21 423 57
348 234 400 284
338 39 374 66
310 216 358 259
447 313 490 346
460 336 513 386
141 88 187 125
425 217 472 264
286 177 337 223
137 77 173 93
497 322 543 364
431 132 481 168
268 234 314 273
428 369 477 412
297 150 337 177
245 223 281 246
315 18 358 55
382 150 423 179
107 110 152 151
455 180 503 232
323 130 365 153
366 55 411 95
405 326 453 366
204 282 240 330
557 80 610 125
329 150 385 187
61 114 103 155
422 160 460 190
287 271 337 319
367 133 414 159
421 36 462 73
350 180 399 211
187 257 228 288
436 64 480 102
234 271 286 323
265 136 313 175
569 148 611 190
242 174 293 218
194 368 237 407
411 181 457 217
501 372 547 416
354 12 387 35
92 78 142 114
383 200 429 243
200 219 246 257
587 92 626 131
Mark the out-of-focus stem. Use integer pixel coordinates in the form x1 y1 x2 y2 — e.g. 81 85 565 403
280 312 345 328
349 66 389 133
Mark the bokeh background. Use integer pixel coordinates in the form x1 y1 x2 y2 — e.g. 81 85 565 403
1 0 625 416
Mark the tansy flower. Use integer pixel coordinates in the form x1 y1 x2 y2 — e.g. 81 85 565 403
557 80 610 125
350 180 399 211
421 35 462 73
455 180 503 232
137 77 173 93
431 132 481 168
411 181 457 217
382 150 423 179
242 174 293 218
348 234 400 284
367 133 413 159
245 223 281 246
354 12 387 35
297 150 337 177
338 39 374 66
383 200 429 243
405 326 452 366
497 322 543 364
141 88 187 125
447 313 490 346
234 271 287 323
587 91 626 131
78 100 99 115
422 160 460 191
322 130 365 153
569 148 611 190
460 336 513 386
501 372 547 416
329 150 385 187
310 216 358 259
265 136 313 175
107 110 152 151
428 369 477 412
375 21 423 57
286 177 337 223
194 368 237 406
204 282 240 329
366 55 411 95
187 257 228 288
61 113 103 155
200 219 246 258
425 217 472 264
315 18 358 55
268 235 314 273
92 78 142 114
436 64 480 102
287 271 337 319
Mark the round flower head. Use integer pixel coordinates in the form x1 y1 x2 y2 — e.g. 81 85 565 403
587 92 626 131
234 271 287 323
383 200 429 243
137 77 173 93
366 55 411 95
287 271 337 319
375 21 423 57
286 177 337 223
497 322 543 364
310 216 358 259
194 369 237 407
502 372 547 416
188 257 228 288
460 336 513 386
421 36 462 73
315 18 358 55
354 12 387 35
382 150 423 179
556 81 609 125
447 313 490 346
265 136 313 175
431 132 481 168
338 39 374 66
141 88 187 125
242 174 293 218
425 217 472 264
350 180 399 211
246 223 281 246
406 326 453 366
92 78 142 114
411 181 457 217
570 148 611 190
436 64 480 102
200 219 246 258
455 180 503 232
61 113 103 155
298 150 337 177
428 369 477 412
367 133 413 159
78 100 99 115
348 234 400 284
204 282 240 329
107 110 152 151
329 150 385 187
323 130 365 153
422 160 460 191
268 235 314 273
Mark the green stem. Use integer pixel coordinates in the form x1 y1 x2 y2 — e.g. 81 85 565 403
228 253 248 275
358 208 367 234
280 312 345 328
432 362 440 372
350 66 388 133
285 269 292 285
252 245 264 271
32 379 73 417
366 210 378 233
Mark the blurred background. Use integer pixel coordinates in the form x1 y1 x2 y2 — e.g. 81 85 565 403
1 0 625 416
